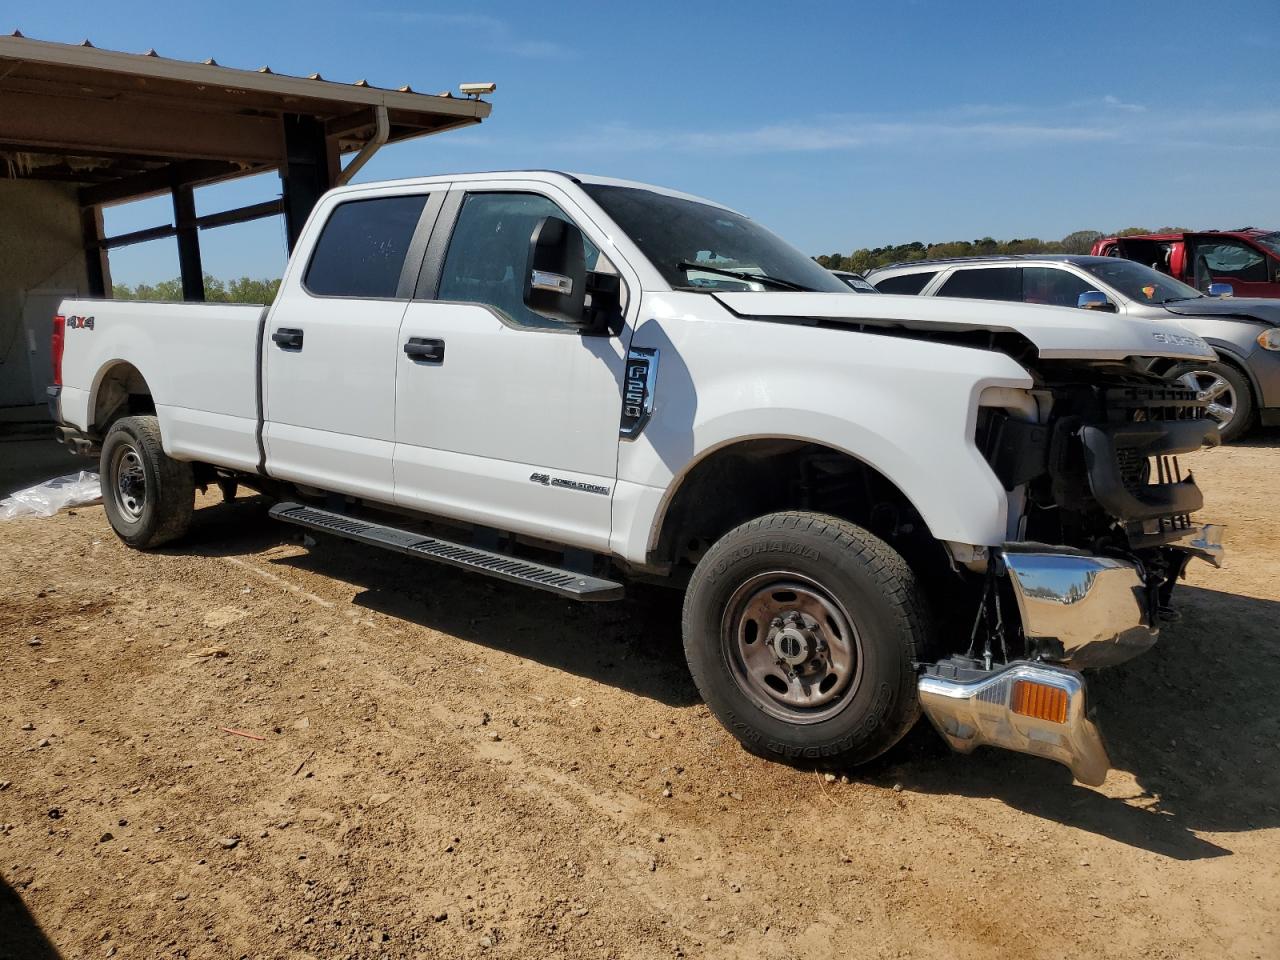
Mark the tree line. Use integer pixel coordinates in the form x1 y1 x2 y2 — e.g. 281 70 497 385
816 227 1190 275
111 275 282 304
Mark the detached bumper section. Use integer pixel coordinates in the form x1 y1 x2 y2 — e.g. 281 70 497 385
920 532 1224 784
919 660 1110 786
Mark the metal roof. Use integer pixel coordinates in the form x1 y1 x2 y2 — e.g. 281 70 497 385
0 32 491 196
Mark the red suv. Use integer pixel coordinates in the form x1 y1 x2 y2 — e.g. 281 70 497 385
1091 229 1280 298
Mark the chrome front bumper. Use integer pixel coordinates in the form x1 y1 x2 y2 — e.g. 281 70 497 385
1001 525 1224 669
1001 549 1156 669
919 660 1110 786
918 530 1225 784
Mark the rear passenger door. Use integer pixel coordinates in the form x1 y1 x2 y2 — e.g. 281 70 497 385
263 188 442 502
934 266 1023 301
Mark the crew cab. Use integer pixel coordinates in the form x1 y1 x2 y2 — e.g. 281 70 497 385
50 171 1226 784
1092 229 1280 298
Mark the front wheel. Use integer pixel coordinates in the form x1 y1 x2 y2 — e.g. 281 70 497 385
682 512 931 767
100 415 195 548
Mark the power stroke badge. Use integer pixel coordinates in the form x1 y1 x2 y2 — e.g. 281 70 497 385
529 473 611 496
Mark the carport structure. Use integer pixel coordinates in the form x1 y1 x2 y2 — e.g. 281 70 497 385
0 32 491 407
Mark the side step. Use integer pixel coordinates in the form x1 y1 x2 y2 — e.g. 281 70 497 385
269 501 624 601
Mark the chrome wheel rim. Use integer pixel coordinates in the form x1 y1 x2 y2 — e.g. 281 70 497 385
110 442 147 521
720 572 862 724
1178 370 1236 432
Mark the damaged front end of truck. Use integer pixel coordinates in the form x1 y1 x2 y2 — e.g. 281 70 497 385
922 367 1225 785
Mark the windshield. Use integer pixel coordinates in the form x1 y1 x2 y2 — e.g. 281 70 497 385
1081 259 1203 304
1254 232 1280 259
581 184 848 293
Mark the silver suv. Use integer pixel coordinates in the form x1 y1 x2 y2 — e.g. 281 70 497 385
866 255 1280 441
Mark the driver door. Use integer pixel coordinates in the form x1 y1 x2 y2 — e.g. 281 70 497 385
1185 234 1278 297
392 185 632 551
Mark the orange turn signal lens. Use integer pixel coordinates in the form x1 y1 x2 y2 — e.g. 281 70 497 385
1011 680 1069 724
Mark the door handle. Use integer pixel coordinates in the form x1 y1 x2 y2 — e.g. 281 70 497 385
404 337 445 364
272 328 304 350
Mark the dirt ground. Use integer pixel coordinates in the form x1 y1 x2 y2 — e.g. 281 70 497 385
2 435 1278 960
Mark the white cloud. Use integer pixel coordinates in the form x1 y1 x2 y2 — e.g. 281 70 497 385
551 100 1280 157
1102 94 1147 113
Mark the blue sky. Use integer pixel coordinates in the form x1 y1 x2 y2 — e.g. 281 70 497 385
15 0 1280 285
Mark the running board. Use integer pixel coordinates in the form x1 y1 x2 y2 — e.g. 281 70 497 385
269 501 624 601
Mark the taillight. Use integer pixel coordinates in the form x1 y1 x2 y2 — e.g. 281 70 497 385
51 314 66 387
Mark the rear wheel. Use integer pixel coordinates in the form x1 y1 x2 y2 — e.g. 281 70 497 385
100 415 194 548
682 511 930 766
1172 361 1254 443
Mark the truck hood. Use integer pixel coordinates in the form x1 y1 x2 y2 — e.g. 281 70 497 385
713 292 1217 362
1161 297 1280 326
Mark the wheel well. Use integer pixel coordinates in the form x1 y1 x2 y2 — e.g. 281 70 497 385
1212 351 1260 406
653 439 944 576
92 362 155 434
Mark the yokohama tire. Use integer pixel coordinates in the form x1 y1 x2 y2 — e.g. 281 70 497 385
99 415 195 549
682 511 931 767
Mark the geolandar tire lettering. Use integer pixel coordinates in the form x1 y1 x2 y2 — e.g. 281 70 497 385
682 511 931 768
99 415 195 549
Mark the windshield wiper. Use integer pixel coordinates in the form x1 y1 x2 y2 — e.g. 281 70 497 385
676 260 811 292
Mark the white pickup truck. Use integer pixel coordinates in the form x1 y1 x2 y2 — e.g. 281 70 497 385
50 171 1225 784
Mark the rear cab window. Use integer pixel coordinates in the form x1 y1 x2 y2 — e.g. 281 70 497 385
304 194 430 298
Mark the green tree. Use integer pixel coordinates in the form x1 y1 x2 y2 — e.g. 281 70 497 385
1060 230 1103 254
110 275 281 304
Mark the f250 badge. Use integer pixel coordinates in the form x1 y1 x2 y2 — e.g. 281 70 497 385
66 315 95 330
619 347 658 440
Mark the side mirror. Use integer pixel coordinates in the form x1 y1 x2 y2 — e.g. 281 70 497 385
523 216 587 326
1207 282 1233 298
1077 290 1116 312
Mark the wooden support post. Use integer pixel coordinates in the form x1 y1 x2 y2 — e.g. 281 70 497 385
172 183 204 302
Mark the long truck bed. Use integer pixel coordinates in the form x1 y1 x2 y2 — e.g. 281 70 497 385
55 299 267 472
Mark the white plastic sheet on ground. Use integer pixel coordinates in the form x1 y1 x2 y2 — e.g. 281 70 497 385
0 471 102 520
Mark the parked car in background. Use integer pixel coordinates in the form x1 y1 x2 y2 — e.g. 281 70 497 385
865 255 1280 441
1092 229 1280 299
830 269 878 292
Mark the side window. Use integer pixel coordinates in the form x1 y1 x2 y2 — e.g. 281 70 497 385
305 194 428 298
937 267 1022 302
436 192 602 330
1195 240 1268 283
1022 267 1095 308
873 271 936 295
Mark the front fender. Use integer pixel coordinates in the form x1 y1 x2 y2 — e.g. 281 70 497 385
613 307 1034 565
